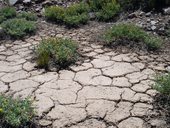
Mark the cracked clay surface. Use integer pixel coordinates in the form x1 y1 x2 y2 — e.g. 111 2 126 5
0 21 170 128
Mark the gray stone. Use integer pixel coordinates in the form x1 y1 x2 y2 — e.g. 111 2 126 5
164 7 170 15
151 26 156 31
166 66 170 72
8 0 18 5
23 0 31 3
151 21 157 25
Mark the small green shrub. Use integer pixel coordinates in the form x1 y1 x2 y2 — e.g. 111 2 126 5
44 6 65 22
45 3 89 27
17 12 37 21
0 95 34 127
154 73 170 96
64 13 89 27
0 7 16 23
64 3 89 26
103 23 162 50
96 2 120 21
66 2 90 15
1 18 36 38
144 36 162 50
36 38 78 68
0 16 6 24
88 0 120 21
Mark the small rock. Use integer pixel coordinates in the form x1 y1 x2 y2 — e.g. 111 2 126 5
23 0 31 4
128 12 137 19
146 12 151 17
159 27 165 31
151 21 157 25
139 11 145 16
18 5 24 10
166 66 170 72
164 7 170 15
8 0 18 5
42 0 52 6
151 26 157 31
147 19 151 22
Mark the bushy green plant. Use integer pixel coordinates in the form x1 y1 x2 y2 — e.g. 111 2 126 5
64 13 89 26
0 95 34 127
96 2 120 21
0 16 6 24
66 2 89 15
1 18 36 38
0 6 16 23
154 73 170 96
103 23 162 50
88 0 120 21
144 36 162 50
36 38 78 68
44 3 89 27
64 3 89 26
17 12 37 21
44 6 65 22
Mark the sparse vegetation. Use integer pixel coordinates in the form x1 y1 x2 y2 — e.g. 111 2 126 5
0 6 16 23
103 23 162 50
1 18 36 38
17 11 37 21
154 73 170 122
36 37 78 69
154 73 170 95
45 3 89 27
0 7 37 38
44 6 65 22
0 95 35 127
88 0 120 21
44 0 120 26
64 3 89 26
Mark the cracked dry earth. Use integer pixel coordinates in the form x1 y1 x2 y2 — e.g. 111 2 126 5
0 21 170 128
